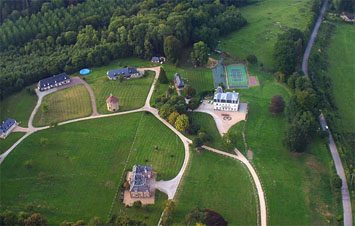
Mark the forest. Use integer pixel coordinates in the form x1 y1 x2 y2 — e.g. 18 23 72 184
0 0 249 99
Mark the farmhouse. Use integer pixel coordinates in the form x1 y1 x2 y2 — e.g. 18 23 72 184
107 67 141 80
106 94 119 112
174 73 185 90
340 14 355 22
38 73 70 91
151 56 166 64
0 118 17 139
213 86 240 112
129 165 153 198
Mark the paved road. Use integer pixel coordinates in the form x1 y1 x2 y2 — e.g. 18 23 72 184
302 0 329 76
302 0 352 225
319 114 352 226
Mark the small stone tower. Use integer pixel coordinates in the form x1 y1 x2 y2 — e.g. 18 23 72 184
106 94 119 112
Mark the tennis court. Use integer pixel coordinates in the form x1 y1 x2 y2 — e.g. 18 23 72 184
226 64 248 87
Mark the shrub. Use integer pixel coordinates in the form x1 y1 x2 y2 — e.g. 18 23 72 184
40 138 48 146
246 54 257 64
192 137 203 148
133 201 142 209
41 101 49 113
269 95 285 115
332 175 342 189
24 160 33 169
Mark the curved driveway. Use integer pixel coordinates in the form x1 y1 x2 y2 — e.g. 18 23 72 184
0 66 266 226
302 0 352 225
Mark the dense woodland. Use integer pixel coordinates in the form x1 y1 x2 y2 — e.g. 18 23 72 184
0 0 248 99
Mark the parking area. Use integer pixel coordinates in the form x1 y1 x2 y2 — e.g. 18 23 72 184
196 101 248 135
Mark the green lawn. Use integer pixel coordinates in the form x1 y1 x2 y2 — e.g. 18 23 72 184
325 22 355 134
0 84 37 127
231 65 341 225
218 0 313 68
186 112 224 151
0 112 184 225
162 63 214 97
0 132 26 154
172 150 257 225
33 85 92 126
83 60 155 114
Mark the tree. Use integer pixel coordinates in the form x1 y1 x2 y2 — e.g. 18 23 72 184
41 101 49 113
161 200 175 226
185 207 208 226
273 39 297 75
188 98 200 111
159 104 176 119
246 54 257 64
158 68 169 84
283 123 306 152
74 220 86 226
168 111 180 125
192 137 203 148
269 95 285 115
119 74 124 84
183 85 196 97
0 211 17 226
24 213 48 226
191 41 209 66
175 114 189 132
88 217 103 226
164 35 182 63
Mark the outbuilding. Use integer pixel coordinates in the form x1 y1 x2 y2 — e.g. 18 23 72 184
106 94 119 112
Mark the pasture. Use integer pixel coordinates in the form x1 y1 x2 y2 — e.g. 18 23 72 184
172 150 257 225
162 63 214 97
324 22 355 135
33 85 92 126
0 84 37 126
186 112 224 151
232 65 341 225
0 112 185 224
0 132 25 154
218 0 314 68
83 60 155 114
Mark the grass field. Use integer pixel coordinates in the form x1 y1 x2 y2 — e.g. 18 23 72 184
218 0 313 68
231 65 341 225
0 112 184 224
186 112 225 151
0 132 26 154
33 85 92 126
324 22 355 135
163 63 214 97
226 64 248 87
172 150 257 225
83 60 155 114
0 84 37 127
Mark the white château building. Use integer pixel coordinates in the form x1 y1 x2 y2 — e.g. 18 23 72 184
213 86 240 112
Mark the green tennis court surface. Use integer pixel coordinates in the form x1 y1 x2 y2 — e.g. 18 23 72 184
226 65 248 87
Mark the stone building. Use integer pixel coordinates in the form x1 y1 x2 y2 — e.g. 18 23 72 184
106 94 119 112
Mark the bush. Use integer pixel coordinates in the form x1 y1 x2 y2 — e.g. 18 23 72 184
192 137 203 148
133 201 142 209
24 160 33 169
332 175 342 189
41 101 49 113
246 54 257 64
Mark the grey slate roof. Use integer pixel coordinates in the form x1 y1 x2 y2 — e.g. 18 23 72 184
214 91 239 103
151 57 160 62
107 67 139 79
130 165 152 193
0 118 16 135
38 73 70 89
215 86 224 94
174 73 184 88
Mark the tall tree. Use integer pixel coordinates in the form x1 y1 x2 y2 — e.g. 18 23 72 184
164 35 182 63
191 41 209 66
269 95 285 115
158 68 169 84
175 114 189 132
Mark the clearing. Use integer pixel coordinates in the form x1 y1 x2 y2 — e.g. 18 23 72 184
218 0 314 68
0 84 37 126
33 85 92 126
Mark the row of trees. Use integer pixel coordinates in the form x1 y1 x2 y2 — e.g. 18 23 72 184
0 211 47 226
